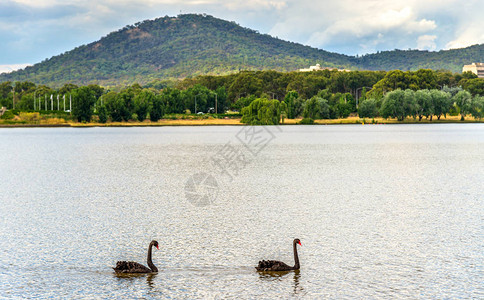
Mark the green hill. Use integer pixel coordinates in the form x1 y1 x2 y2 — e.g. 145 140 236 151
1 14 483 87
354 45 484 72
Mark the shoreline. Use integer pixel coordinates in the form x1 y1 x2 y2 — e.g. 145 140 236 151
1 116 483 128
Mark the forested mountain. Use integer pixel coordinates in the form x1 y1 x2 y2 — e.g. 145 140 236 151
355 45 484 72
1 14 483 87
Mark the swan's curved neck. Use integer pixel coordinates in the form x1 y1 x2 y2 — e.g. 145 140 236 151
147 243 158 272
293 241 300 270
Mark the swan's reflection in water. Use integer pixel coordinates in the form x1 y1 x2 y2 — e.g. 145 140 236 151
258 270 304 295
292 270 303 295
146 273 156 289
257 270 291 279
113 268 305 296
114 273 158 289
113 272 160 297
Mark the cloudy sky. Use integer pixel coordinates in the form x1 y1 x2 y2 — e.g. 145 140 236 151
1 0 483 73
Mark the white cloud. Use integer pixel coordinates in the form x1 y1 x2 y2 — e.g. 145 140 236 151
1 0 483 64
270 1 443 54
223 0 286 10
307 7 436 44
444 0 484 49
0 63 32 74
446 29 484 49
417 35 437 50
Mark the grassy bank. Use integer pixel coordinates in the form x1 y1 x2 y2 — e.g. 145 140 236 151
1 113 482 127
69 118 243 127
312 115 482 124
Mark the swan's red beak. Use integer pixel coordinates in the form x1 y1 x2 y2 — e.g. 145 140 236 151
156 245 159 250
298 241 302 246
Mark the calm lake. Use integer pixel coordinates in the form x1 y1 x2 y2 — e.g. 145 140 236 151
0 124 483 299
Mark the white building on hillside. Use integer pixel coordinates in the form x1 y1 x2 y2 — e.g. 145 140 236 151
299 63 350 72
462 63 484 78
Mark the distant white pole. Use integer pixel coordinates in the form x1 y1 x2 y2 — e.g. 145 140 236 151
51 94 53 110
63 95 66 111
69 94 72 114
45 95 47 110
39 95 42 110
34 92 36 110
57 95 59 110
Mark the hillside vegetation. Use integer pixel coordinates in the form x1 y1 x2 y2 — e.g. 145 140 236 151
1 14 483 87
355 45 484 72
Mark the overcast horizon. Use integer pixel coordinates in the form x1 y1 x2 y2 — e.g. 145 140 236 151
1 0 483 73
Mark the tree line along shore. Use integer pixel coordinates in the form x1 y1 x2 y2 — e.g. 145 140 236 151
1 68 483 126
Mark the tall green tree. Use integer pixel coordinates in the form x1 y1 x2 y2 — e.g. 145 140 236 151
133 90 154 121
0 81 12 95
284 90 299 119
454 90 472 120
358 98 378 118
292 97 305 118
415 89 433 121
335 94 353 118
279 101 288 124
403 89 418 119
463 78 484 96
150 94 165 122
104 91 123 122
430 89 451 120
228 72 263 102
183 84 211 113
58 83 78 95
72 86 96 122
118 87 136 121
160 88 183 114
0 82 12 103
414 69 438 90
232 95 256 111
380 89 408 121
215 86 227 113
98 105 108 123
241 97 285 125
87 84 105 99
470 95 484 120
303 96 330 119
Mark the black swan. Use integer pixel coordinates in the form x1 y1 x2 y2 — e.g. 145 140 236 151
113 240 159 273
256 238 301 271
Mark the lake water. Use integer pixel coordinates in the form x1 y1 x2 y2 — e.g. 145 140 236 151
0 124 483 299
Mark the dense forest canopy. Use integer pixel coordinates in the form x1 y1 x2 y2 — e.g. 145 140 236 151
1 14 483 88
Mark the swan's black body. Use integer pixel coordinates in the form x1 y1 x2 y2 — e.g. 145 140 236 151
113 240 159 273
256 239 301 272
